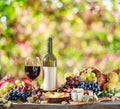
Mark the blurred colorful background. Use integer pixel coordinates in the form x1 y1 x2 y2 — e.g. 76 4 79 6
0 0 120 83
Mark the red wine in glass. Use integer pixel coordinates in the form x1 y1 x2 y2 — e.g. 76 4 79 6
25 66 40 80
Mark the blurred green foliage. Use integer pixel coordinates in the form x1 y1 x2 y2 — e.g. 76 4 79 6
0 0 120 82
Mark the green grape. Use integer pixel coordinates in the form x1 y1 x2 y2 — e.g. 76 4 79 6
15 80 22 86
88 77 93 82
18 83 22 86
4 86 11 92
3 88 9 93
0 89 5 97
15 80 21 84
1 89 5 95
86 73 91 79
2 83 14 95
0 89 3 94
81 74 87 81
22 81 25 86
87 68 92 74
93 77 97 82
9 83 14 89
4 82 10 88
91 72 96 78
64 72 75 81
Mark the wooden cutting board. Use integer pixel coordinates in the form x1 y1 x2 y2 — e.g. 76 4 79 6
69 97 114 106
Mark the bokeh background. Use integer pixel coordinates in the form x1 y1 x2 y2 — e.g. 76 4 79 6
0 0 120 83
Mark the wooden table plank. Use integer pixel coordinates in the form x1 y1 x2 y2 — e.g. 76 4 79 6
0 102 120 109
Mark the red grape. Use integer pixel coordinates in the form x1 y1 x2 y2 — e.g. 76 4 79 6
22 86 28 92
58 76 81 92
37 91 42 97
35 87 41 92
62 76 81 90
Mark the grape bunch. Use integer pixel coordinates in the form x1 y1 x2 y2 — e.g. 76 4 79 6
8 86 31 102
77 82 101 93
63 76 80 89
81 69 97 83
8 90 28 101
8 86 42 101
0 82 14 97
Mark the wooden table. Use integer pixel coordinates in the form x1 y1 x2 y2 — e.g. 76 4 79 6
0 101 120 109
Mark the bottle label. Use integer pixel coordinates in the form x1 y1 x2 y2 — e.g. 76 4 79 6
43 67 57 91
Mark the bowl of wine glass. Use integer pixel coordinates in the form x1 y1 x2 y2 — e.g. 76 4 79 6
25 66 40 80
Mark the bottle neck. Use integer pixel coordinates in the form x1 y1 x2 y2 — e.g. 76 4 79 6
47 37 53 54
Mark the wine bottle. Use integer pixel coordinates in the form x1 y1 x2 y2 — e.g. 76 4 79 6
43 37 57 91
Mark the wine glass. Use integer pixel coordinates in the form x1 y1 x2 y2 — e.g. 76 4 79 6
25 57 41 96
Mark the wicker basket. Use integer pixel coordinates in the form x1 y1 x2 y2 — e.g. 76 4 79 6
112 69 120 74
79 67 107 89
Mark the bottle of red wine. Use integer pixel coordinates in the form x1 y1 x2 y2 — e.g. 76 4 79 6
43 37 57 91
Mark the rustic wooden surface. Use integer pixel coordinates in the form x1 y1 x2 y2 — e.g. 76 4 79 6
0 102 120 109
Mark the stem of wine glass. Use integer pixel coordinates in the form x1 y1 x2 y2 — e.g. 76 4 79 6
32 80 36 96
